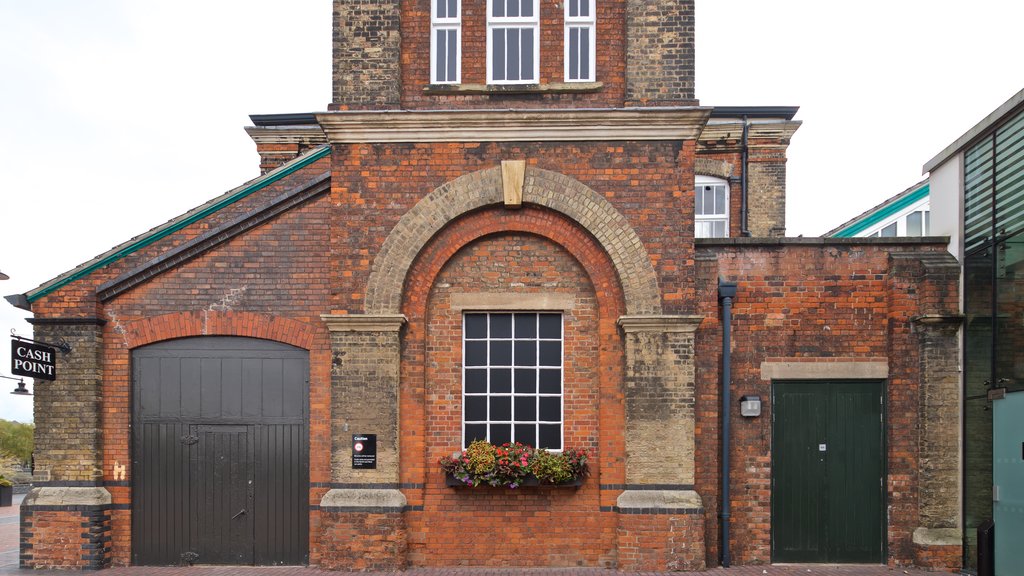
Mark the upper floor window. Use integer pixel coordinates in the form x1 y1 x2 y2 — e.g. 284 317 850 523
564 0 595 82
463 312 563 450
431 0 461 84
695 176 730 238
488 0 540 84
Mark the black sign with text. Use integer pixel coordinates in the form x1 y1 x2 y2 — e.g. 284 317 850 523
352 434 377 469
11 339 56 381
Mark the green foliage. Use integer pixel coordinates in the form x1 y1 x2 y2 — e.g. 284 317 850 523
530 449 572 484
0 475 11 488
0 419 34 465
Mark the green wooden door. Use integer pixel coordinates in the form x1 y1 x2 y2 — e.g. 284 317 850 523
772 381 884 563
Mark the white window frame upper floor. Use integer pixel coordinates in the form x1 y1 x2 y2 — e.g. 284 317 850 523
564 0 596 82
431 0 462 84
487 0 540 85
695 175 730 238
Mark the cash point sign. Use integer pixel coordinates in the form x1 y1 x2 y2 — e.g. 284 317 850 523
11 339 56 381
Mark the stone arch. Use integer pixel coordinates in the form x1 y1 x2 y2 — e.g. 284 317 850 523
364 166 661 315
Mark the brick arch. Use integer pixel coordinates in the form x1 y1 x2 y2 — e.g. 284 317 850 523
122 310 317 350
695 157 734 179
364 166 661 315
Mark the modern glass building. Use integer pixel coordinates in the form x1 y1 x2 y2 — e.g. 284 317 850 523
926 88 1024 575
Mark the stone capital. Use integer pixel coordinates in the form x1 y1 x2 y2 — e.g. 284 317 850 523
617 315 703 333
322 314 406 332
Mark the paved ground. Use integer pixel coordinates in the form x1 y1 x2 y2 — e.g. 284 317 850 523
0 495 953 575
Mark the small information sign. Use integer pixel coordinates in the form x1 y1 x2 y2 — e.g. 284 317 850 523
11 339 56 381
352 434 377 469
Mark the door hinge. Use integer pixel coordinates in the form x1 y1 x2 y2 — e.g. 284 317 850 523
180 434 199 446
180 551 199 565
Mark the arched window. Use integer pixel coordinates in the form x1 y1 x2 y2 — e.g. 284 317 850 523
695 175 730 238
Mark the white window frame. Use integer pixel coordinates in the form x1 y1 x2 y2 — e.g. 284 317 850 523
462 312 564 450
695 176 730 238
431 0 462 84
486 0 540 85
564 0 596 82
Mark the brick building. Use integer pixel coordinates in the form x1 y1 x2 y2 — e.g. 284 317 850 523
6 0 961 571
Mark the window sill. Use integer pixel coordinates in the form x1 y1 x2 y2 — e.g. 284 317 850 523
445 473 584 488
424 82 603 95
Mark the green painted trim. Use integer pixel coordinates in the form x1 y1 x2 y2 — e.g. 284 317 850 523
27 145 332 303
832 183 930 238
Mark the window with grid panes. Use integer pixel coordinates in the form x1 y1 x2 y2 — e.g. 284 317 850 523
462 312 563 450
431 0 461 84
695 176 729 238
487 0 539 84
564 0 595 82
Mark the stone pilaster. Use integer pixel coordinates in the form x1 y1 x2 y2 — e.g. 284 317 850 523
625 0 695 105
332 0 401 109
26 318 105 482
319 314 408 570
617 315 703 485
912 314 964 562
616 315 705 570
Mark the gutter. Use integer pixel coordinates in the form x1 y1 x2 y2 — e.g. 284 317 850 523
718 278 738 567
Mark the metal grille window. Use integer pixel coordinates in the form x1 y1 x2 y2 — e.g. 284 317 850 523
695 177 730 238
965 106 1024 254
564 0 595 82
431 0 461 84
463 312 563 450
487 0 539 84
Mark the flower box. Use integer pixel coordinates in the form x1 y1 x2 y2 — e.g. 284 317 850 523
444 472 584 488
439 440 590 489
0 485 12 508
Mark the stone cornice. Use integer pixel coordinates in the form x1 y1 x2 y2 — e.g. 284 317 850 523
244 125 328 146
911 314 965 327
314 107 712 143
698 119 801 146
321 314 407 332
617 315 703 333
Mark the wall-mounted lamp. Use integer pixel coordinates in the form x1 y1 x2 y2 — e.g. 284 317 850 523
739 395 761 417
1 374 31 396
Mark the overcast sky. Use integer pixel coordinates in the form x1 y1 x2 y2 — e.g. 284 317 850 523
1 0 1023 423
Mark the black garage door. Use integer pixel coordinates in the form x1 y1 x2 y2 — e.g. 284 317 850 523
131 337 309 566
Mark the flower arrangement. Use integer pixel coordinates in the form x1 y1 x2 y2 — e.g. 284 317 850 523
0 475 11 488
440 440 589 488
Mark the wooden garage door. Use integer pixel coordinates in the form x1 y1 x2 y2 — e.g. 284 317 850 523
131 337 309 566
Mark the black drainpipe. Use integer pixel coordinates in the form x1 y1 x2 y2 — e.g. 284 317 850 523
740 116 751 237
718 278 738 567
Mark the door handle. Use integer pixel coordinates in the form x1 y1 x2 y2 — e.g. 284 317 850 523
232 508 247 520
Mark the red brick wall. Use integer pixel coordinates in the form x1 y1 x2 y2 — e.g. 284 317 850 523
617 512 705 571
400 213 622 567
330 141 695 315
319 511 407 571
694 242 957 567
400 0 627 109
21 508 111 569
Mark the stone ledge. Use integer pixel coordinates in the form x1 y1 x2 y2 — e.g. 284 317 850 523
319 488 407 511
322 314 406 332
913 527 962 546
760 359 888 380
616 489 703 512
450 292 575 312
22 487 111 507
617 315 703 333
423 82 604 95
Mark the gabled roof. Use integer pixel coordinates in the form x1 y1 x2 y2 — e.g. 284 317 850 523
825 179 930 238
6 145 331 310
